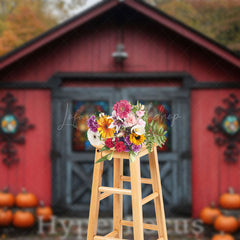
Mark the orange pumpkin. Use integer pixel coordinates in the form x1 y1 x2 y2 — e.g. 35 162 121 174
0 207 13 226
0 187 15 207
212 232 235 240
200 202 221 225
219 187 240 209
214 215 238 233
16 188 38 208
36 201 53 221
13 210 35 228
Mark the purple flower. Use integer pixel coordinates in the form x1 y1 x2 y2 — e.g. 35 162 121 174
88 115 99 132
125 135 131 146
131 144 141 153
124 145 130 152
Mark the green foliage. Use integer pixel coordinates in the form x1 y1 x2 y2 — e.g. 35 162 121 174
95 151 113 164
129 150 138 163
0 0 86 56
145 117 167 154
146 0 240 52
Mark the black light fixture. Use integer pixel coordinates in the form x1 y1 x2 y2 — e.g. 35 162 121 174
112 43 128 63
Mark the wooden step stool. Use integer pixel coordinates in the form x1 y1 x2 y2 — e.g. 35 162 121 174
87 145 168 240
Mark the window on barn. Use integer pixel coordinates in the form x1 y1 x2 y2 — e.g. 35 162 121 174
72 100 109 151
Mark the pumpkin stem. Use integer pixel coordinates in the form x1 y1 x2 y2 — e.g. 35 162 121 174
3 186 9 193
22 187 27 194
228 187 235 194
210 201 216 208
39 200 45 207
220 231 225 235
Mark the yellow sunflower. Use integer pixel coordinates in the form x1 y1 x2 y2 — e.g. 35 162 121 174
97 116 115 139
130 132 146 145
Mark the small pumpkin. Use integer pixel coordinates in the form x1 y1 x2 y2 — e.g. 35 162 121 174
0 187 15 207
212 232 235 240
13 210 35 228
36 201 53 221
214 215 238 233
16 188 38 208
219 187 240 209
200 202 221 225
0 207 13 226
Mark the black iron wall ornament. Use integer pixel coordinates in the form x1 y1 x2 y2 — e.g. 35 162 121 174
207 93 240 162
0 93 34 167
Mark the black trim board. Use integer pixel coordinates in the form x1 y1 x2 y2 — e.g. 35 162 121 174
0 72 239 89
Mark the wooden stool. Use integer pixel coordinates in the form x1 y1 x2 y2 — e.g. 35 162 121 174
87 145 168 240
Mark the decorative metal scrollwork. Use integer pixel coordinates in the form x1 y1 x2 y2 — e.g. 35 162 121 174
207 93 240 162
0 93 34 167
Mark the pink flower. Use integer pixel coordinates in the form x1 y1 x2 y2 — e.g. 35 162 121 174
113 100 132 119
137 119 146 127
136 110 145 117
125 113 137 127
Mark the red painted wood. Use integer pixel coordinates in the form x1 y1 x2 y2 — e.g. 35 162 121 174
1 0 240 71
0 0 118 70
0 0 239 218
0 90 51 205
125 0 240 68
191 89 240 218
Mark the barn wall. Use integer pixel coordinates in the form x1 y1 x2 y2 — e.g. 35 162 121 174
191 89 240 218
0 10 240 217
0 90 51 205
1 14 240 82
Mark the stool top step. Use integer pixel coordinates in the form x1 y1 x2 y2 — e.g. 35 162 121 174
95 144 156 159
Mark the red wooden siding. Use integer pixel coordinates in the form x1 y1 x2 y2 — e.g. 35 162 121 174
0 90 51 205
0 5 239 217
1 14 240 82
192 89 240 217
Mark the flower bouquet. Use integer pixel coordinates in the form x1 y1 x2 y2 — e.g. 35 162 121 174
87 100 167 163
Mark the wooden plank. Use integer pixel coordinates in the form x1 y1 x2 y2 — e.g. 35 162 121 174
94 236 127 240
120 176 152 184
99 192 112 201
113 158 123 238
142 192 158 205
149 146 168 240
99 186 132 195
87 150 104 240
120 220 159 231
129 157 144 240
104 231 118 237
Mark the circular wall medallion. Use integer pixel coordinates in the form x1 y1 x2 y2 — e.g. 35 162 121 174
222 115 240 135
0 114 19 134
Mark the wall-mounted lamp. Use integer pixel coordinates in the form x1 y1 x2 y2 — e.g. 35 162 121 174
112 43 128 63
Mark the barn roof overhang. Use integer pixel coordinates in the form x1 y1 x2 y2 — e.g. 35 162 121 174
0 0 240 70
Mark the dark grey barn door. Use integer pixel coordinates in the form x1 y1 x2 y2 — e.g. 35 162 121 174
51 87 191 217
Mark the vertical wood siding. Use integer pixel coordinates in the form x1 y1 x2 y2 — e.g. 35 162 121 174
0 11 239 216
0 90 51 205
191 89 240 217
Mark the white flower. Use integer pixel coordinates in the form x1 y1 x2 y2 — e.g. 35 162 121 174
99 112 105 118
87 129 103 146
131 125 145 135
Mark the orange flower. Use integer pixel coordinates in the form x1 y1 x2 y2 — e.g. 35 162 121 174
97 116 115 139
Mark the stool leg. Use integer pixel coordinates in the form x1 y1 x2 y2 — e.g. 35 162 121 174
149 146 168 240
87 150 104 240
113 158 123 238
130 157 144 240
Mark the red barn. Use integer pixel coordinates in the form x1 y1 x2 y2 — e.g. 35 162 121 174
0 0 240 218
